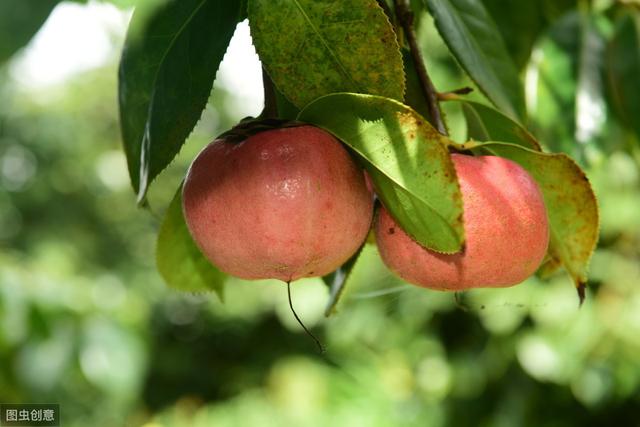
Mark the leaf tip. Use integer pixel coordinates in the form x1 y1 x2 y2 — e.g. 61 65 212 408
324 305 337 318
577 281 587 306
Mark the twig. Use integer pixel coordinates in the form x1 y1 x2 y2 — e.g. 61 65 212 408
393 0 448 135
261 67 278 119
437 86 474 101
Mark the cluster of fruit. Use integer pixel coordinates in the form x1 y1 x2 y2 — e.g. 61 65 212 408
183 124 549 291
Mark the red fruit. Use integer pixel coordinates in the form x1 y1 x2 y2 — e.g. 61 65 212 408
375 154 549 290
182 125 373 282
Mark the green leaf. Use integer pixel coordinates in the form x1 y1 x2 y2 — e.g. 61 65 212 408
536 253 564 279
482 0 577 69
118 0 243 201
156 186 226 299
606 11 640 144
0 0 59 64
479 0 577 70
402 49 431 122
275 88 301 121
322 239 371 317
248 0 405 108
540 0 577 22
425 0 526 122
298 93 464 253
458 100 542 151
479 0 544 69
478 142 599 290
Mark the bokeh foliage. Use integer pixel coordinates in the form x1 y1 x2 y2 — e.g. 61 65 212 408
1 1 640 426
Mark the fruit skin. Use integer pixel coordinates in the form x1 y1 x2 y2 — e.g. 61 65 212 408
375 154 549 290
182 125 373 282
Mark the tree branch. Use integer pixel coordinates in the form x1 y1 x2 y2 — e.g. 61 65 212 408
393 0 448 135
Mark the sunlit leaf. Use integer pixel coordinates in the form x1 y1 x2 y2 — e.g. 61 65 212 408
156 186 226 299
425 0 525 122
248 0 405 108
298 93 464 253
478 142 599 293
118 0 243 201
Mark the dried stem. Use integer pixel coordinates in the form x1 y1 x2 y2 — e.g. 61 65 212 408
393 0 448 135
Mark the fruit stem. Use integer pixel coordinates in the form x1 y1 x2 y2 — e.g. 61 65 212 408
393 0 448 135
261 67 279 119
286 281 325 353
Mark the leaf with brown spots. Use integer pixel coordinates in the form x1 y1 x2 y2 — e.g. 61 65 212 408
248 0 405 108
478 142 599 293
298 93 465 253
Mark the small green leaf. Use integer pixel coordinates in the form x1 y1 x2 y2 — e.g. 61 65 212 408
458 100 542 151
607 11 640 144
298 93 464 253
479 142 599 289
322 240 371 317
425 0 526 122
0 0 59 64
156 186 226 299
118 0 243 201
248 0 405 108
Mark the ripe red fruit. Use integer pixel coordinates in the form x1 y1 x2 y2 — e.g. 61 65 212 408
182 125 373 282
375 153 549 290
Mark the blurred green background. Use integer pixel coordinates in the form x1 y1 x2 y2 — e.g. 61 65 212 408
1 1 640 426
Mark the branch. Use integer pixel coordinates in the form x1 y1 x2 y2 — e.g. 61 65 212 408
393 0 448 135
